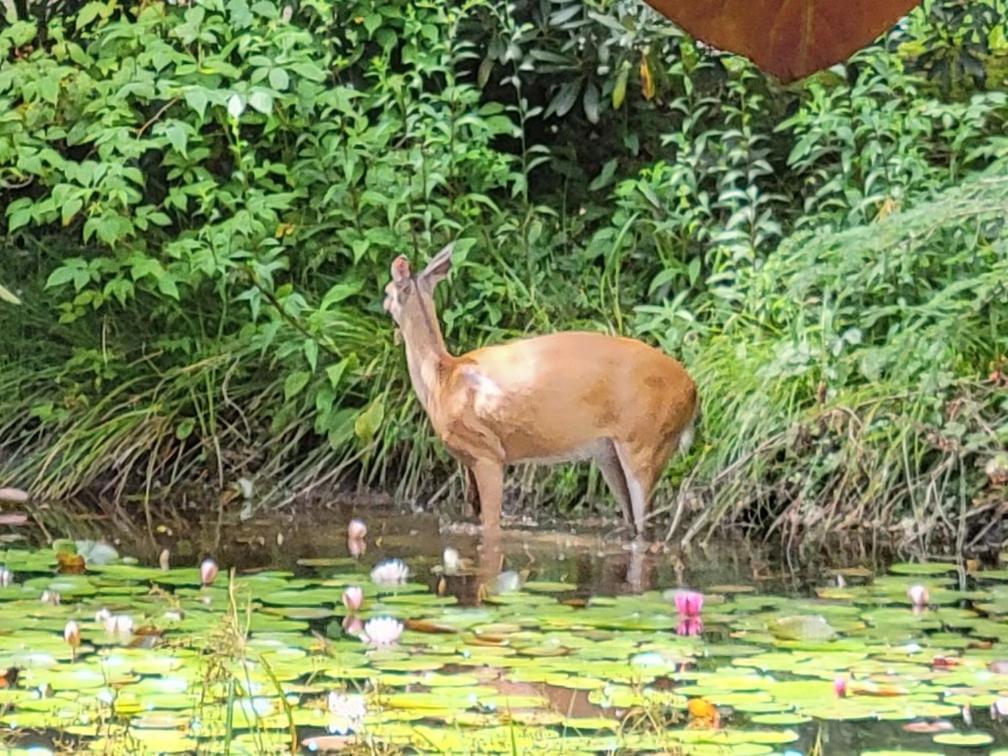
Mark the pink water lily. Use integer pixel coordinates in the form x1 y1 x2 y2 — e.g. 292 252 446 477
674 590 704 618
676 617 703 636
342 586 364 612
342 615 364 636
906 584 929 610
348 538 367 558
347 519 367 541
200 559 219 586
361 616 403 647
834 677 848 698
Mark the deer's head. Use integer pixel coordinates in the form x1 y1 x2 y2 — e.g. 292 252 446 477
383 243 454 327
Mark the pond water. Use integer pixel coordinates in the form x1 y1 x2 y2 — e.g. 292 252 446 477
0 501 1006 754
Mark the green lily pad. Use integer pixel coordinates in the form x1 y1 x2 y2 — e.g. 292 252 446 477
932 732 994 747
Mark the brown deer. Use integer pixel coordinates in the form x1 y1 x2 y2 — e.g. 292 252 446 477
382 243 699 538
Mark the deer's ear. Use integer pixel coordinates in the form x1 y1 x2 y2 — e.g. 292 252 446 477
391 255 411 282
419 243 454 287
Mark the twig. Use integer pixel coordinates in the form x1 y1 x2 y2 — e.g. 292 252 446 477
136 98 181 138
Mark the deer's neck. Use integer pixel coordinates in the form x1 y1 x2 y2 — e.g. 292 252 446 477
400 297 450 413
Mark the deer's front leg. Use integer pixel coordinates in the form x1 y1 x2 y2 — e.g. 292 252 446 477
471 459 503 532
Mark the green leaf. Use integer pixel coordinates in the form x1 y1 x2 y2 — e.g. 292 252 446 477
0 283 21 305
268 68 289 91
162 122 188 156
284 371 311 401
37 75 59 104
326 357 350 389
612 62 629 109
583 81 600 124
248 90 273 114
130 257 165 281
176 419 196 440
353 399 384 443
156 276 179 300
61 197 83 226
7 208 31 232
185 88 209 119
303 340 319 372
76 1 105 30
589 159 618 192
46 265 81 289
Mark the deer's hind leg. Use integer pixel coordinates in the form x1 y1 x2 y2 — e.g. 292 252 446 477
594 439 633 528
613 440 675 539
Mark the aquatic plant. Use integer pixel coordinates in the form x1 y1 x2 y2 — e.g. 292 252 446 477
674 590 704 618
0 0 1005 552
347 520 367 541
341 586 363 613
361 616 404 647
907 584 930 611
200 559 219 587
371 559 410 586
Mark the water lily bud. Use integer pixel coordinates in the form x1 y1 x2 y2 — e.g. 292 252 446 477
348 538 366 558
443 547 461 573
347 519 367 541
834 677 847 697
0 568 13 587
676 617 703 636
342 586 363 612
64 620 80 648
673 589 704 618
906 584 929 609
159 549 170 571
200 559 218 586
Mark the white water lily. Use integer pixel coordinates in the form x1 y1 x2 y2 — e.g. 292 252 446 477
992 697 1008 720
361 616 403 647
327 691 367 734
442 547 461 574
103 614 134 637
63 620 80 648
0 568 13 587
370 559 409 585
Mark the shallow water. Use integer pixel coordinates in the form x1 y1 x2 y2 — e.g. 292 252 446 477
0 503 1006 754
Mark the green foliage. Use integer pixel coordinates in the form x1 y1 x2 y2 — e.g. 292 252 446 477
1 0 1006 546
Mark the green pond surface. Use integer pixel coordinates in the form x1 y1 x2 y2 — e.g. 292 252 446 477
0 506 1005 754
